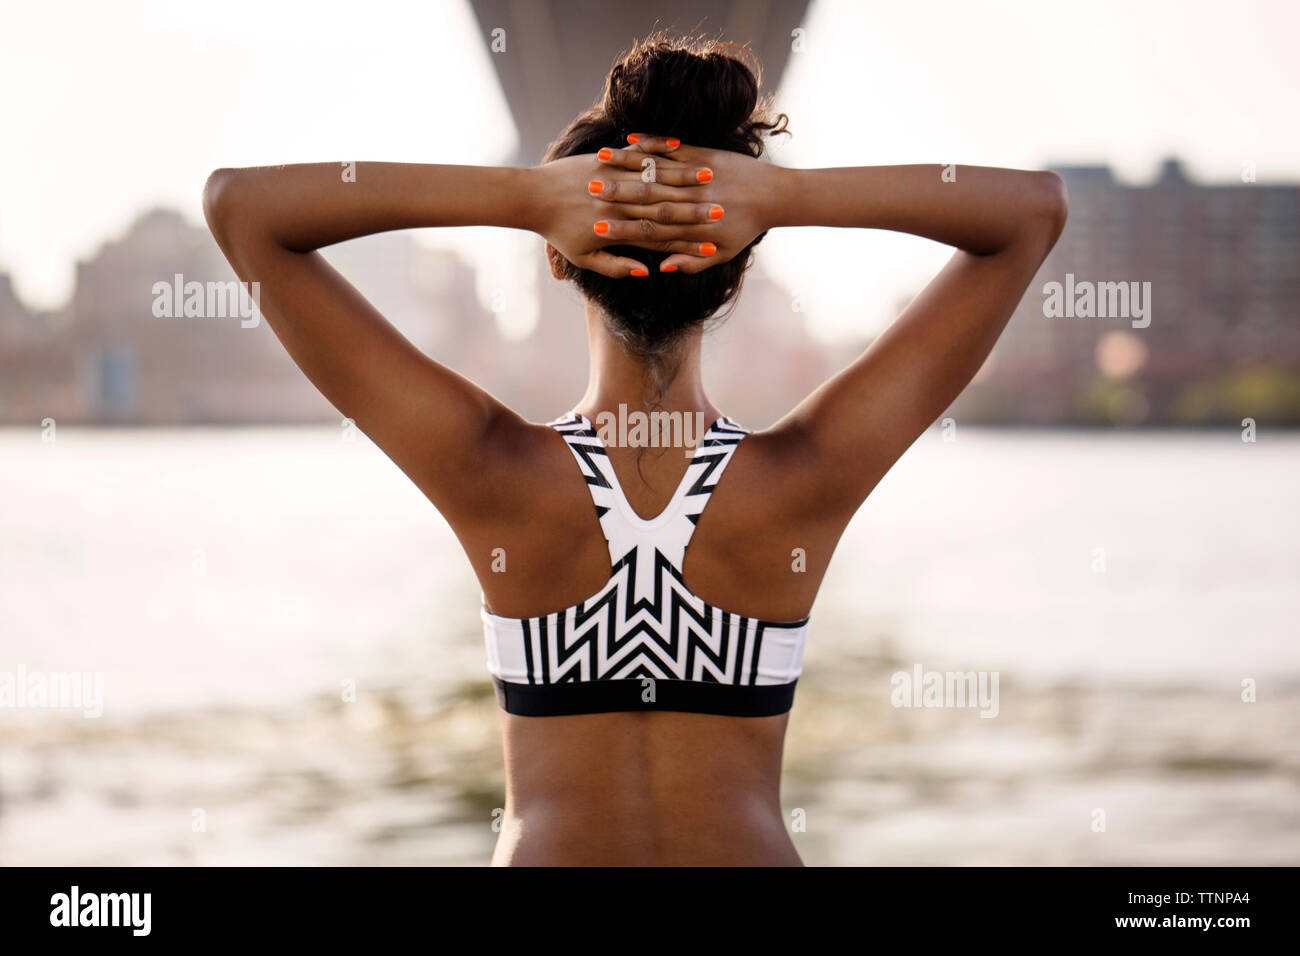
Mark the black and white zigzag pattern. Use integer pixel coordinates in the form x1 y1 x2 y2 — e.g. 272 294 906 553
482 412 808 688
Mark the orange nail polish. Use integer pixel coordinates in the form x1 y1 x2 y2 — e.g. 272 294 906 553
667 138 680 149
627 133 640 144
630 267 649 277
697 168 713 183
597 148 612 161
709 205 725 220
594 221 610 235
700 242 717 256
660 263 679 272
588 180 603 194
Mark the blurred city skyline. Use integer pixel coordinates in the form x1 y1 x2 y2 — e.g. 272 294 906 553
1 154 1297 427
2 0 1298 343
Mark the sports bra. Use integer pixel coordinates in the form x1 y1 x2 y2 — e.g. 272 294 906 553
481 411 809 718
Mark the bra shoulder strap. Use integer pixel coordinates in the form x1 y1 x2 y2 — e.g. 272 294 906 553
547 411 620 521
678 416 749 525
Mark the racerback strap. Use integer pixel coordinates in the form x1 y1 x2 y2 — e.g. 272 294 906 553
549 411 749 604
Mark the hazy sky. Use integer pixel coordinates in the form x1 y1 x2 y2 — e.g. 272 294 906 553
2 0 1297 340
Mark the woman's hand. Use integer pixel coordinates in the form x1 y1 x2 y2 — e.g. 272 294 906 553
526 147 722 278
594 134 784 274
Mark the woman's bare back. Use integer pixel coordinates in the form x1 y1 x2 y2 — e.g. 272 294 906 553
462 415 842 865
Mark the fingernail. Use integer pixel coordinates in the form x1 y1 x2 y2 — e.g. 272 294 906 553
667 138 680 149
660 263 678 272
697 168 713 183
597 148 612 161
594 221 610 235
709 205 725 220
588 180 603 195
630 267 649 277
700 242 717 256
627 134 641 144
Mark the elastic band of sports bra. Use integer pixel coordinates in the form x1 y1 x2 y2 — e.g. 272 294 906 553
493 676 797 718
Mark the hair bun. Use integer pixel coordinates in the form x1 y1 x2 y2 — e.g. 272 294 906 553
603 38 762 150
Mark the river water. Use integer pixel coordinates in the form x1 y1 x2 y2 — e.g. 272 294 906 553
1 427 1296 864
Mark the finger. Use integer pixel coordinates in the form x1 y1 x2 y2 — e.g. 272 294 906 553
594 149 706 186
588 178 704 204
590 196 719 225
621 238 724 255
590 201 720 231
614 199 724 223
594 217 716 242
624 135 706 163
580 250 651 278
657 252 722 275
589 165 714 192
616 238 722 260
595 147 686 172
625 133 680 154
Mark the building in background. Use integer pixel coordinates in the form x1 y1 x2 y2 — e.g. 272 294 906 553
954 159 1300 425
0 209 497 425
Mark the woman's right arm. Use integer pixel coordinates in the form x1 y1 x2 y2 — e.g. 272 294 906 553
604 139 1068 518
202 157 716 518
771 163 1069 513
202 163 538 519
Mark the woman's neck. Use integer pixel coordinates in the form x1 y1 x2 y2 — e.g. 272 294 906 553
576 304 721 422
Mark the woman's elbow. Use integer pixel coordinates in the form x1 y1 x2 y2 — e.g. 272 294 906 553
1033 170 1069 241
202 167 246 243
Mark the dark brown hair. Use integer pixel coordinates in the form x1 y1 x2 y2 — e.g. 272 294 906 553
542 32 789 407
